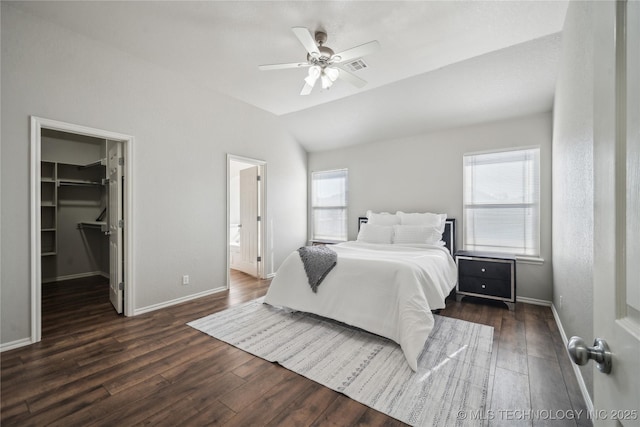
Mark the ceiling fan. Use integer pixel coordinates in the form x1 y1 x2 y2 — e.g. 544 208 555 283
258 27 380 95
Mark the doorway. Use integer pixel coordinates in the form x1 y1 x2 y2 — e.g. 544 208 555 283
227 154 266 287
29 117 134 343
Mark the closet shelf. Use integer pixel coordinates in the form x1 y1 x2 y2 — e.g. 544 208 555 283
78 221 108 233
77 159 107 169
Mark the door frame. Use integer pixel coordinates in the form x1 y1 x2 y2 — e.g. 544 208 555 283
226 154 266 287
29 116 135 343
592 0 640 418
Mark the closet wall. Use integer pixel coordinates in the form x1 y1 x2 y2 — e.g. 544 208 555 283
41 129 109 282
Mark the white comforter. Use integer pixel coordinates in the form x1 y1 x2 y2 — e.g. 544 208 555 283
264 241 458 371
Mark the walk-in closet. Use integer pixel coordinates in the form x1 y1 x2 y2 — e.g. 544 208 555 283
38 126 130 326
41 129 110 283
32 117 128 342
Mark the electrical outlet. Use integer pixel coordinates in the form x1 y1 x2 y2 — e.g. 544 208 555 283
559 295 563 308
182 275 189 286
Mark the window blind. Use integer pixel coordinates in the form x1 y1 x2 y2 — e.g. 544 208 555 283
463 148 540 256
311 169 348 242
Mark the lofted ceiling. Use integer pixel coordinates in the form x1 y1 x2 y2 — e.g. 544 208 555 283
10 1 568 151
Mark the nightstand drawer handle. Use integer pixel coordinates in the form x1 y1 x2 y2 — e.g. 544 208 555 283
481 268 486 272
481 284 486 289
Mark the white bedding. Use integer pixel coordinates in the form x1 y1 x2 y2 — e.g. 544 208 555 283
264 241 458 371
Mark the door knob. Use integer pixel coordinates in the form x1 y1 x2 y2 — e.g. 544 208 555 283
567 336 612 374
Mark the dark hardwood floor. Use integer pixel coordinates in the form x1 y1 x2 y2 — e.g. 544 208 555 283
1 271 590 426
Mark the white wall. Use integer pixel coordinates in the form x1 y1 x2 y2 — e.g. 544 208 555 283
309 112 553 301
0 4 307 345
551 0 594 397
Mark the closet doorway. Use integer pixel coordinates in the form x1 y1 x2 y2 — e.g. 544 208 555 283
30 117 134 343
227 155 266 287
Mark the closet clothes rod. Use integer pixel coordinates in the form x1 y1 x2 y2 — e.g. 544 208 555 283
58 181 103 187
77 158 107 169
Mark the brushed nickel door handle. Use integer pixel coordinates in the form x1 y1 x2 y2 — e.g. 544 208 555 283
567 336 612 374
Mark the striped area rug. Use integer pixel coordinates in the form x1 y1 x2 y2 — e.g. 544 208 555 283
188 298 493 426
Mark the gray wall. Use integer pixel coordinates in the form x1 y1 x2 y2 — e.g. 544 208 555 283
551 0 594 397
1 4 308 345
309 112 553 301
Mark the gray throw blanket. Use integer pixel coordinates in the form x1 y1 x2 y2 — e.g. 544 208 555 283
297 246 337 293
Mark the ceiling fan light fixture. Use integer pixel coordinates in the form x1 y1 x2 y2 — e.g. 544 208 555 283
320 74 333 89
304 65 321 86
320 67 340 89
324 67 339 81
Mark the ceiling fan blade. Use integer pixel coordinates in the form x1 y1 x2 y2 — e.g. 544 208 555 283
300 82 314 96
292 27 320 57
258 62 310 71
337 68 367 88
333 40 380 63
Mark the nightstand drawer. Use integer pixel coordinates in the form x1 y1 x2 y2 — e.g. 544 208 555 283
458 258 512 280
457 275 512 299
455 250 516 310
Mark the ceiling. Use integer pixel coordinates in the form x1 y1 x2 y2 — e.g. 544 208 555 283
10 1 568 151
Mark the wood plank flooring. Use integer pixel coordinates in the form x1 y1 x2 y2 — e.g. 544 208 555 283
1 272 591 426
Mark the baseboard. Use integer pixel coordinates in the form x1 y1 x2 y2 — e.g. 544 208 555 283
42 271 105 284
134 286 227 316
517 296 552 307
551 304 594 413
0 337 33 353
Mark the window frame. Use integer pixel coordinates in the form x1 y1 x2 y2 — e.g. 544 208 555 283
462 146 541 257
310 168 349 243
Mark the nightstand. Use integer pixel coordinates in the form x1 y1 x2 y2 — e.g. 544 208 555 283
455 250 516 310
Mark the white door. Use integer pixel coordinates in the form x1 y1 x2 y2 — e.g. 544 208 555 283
237 166 259 277
592 0 640 423
107 140 123 314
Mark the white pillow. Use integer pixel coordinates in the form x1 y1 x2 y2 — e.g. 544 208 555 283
366 210 400 226
396 211 447 229
356 224 394 244
393 225 443 245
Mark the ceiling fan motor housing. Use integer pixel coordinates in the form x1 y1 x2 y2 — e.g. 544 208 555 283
308 46 335 64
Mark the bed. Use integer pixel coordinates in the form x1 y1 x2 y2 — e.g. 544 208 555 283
264 213 458 371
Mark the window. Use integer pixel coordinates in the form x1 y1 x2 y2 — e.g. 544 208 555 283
463 148 540 256
311 169 348 242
